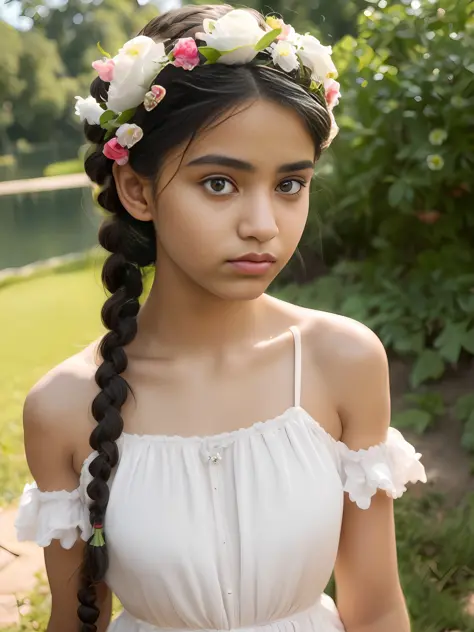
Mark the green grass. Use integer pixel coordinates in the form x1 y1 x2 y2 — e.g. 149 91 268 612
0 256 106 504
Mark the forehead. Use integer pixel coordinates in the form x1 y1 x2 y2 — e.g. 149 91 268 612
181 99 315 169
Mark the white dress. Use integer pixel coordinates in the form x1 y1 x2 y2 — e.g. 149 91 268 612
15 326 427 632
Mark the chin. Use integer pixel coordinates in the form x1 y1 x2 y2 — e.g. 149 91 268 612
209 278 273 302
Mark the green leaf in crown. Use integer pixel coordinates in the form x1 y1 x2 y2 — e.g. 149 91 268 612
116 108 137 125
99 110 117 127
99 108 137 135
198 46 222 64
254 28 282 52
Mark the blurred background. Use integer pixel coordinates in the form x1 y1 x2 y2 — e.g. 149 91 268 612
0 0 473 630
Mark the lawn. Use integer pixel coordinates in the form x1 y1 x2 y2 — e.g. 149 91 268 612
0 255 106 504
1 261 473 632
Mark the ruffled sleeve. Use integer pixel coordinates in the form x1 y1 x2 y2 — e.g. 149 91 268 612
337 427 427 510
15 480 92 549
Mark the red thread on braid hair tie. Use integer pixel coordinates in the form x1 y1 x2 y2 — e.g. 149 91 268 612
91 523 106 547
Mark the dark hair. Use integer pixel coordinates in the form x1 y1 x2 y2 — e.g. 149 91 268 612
77 4 332 629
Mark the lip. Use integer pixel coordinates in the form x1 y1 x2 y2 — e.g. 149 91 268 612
227 258 276 276
229 252 277 263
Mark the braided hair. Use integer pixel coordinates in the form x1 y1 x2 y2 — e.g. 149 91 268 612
77 4 332 630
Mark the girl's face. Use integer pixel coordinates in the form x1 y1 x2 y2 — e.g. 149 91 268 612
150 99 316 301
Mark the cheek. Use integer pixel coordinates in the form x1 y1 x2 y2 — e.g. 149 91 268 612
154 186 219 264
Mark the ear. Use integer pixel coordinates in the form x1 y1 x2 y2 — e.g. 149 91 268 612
112 162 155 222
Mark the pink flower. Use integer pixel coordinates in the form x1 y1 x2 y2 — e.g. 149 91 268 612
92 58 115 83
172 37 200 71
103 138 129 165
143 85 167 111
325 79 341 110
278 23 294 40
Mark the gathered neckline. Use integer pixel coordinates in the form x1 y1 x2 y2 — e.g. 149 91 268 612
80 407 342 475
120 406 341 446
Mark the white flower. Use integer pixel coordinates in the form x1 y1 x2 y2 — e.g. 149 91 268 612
429 129 448 146
271 40 300 73
427 154 444 171
74 95 103 125
107 36 168 113
198 9 265 65
296 34 337 83
115 123 144 148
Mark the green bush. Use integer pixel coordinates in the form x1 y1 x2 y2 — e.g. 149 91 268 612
321 0 473 259
43 158 83 177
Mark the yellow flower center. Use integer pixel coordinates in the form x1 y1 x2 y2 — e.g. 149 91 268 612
126 45 142 57
266 16 282 30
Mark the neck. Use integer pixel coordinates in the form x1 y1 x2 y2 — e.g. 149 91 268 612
134 266 271 355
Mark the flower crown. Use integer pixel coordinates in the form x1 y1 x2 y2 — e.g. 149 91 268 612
75 9 341 166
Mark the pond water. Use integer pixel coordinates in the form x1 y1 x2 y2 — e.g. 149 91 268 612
0 188 101 270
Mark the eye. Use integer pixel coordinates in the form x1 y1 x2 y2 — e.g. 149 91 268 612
201 177 237 196
277 179 307 195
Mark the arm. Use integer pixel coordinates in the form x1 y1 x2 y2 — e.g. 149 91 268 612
23 379 112 632
328 321 410 632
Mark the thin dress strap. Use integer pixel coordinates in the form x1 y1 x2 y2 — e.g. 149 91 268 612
289 325 302 408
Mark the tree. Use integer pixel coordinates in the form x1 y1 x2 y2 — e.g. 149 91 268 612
1 0 159 148
185 0 367 43
0 22 25 150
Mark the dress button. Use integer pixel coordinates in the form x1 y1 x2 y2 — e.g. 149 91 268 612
208 452 222 464
227 590 232 595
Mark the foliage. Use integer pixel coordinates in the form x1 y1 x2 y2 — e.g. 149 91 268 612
392 392 445 435
396 491 474 632
322 0 474 257
187 0 368 43
0 155 17 168
43 157 83 177
0 154 17 181
2 574 122 632
455 394 474 452
1 0 159 152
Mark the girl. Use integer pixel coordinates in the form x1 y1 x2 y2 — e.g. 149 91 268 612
15 5 427 632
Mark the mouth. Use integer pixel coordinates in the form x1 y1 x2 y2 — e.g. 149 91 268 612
228 253 277 263
226 253 277 276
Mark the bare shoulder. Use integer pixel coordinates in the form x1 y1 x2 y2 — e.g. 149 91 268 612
23 340 101 485
25 340 100 432
267 294 386 365
302 308 391 447
304 309 387 368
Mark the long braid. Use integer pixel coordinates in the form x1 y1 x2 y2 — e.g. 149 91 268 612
77 145 155 630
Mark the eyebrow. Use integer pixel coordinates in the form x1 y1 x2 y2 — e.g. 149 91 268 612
185 154 315 173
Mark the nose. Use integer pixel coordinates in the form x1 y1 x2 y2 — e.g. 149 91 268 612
237 192 279 243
